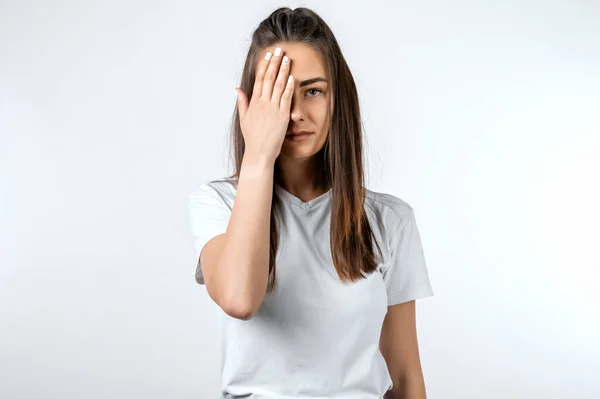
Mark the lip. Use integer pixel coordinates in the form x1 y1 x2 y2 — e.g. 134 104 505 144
285 131 313 142
286 131 313 137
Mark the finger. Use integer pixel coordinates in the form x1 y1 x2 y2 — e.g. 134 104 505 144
279 75 294 111
235 88 248 119
271 55 290 103
261 47 283 99
252 51 272 103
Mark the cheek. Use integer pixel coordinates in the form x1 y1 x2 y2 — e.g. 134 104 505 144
312 100 330 126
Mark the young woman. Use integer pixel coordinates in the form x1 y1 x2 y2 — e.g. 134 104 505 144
189 7 434 399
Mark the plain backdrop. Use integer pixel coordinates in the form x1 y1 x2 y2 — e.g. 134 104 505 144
1 1 599 398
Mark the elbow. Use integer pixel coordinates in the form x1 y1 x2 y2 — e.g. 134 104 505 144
221 300 256 320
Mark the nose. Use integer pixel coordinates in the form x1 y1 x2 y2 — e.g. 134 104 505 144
289 94 305 122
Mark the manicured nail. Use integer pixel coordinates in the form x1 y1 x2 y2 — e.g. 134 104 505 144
282 56 288 65
274 47 282 56
264 51 272 60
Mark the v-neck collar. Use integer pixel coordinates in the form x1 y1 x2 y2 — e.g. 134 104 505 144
274 183 332 211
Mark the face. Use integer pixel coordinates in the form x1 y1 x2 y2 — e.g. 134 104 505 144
259 42 333 160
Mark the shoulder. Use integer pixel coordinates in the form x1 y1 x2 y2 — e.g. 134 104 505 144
189 176 238 208
363 187 420 257
364 187 416 231
364 188 423 271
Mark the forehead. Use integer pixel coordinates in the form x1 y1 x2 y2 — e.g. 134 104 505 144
259 42 326 79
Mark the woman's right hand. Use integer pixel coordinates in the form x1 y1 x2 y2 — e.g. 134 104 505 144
234 47 294 165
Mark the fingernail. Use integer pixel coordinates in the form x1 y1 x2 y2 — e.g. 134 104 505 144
264 51 272 60
274 47 282 56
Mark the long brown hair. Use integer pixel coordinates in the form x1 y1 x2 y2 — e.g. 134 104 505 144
222 7 383 293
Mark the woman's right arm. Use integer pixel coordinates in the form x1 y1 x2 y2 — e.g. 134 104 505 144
201 157 274 320
200 47 294 320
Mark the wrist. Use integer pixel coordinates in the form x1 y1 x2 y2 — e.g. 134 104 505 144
242 153 275 171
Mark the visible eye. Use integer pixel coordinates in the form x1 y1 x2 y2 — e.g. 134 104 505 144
306 88 323 97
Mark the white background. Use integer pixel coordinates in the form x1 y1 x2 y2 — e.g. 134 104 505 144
1 1 599 398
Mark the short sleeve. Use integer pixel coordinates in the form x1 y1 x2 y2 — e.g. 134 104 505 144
188 182 233 285
382 207 434 306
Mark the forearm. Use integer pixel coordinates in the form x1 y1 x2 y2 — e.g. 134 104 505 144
383 374 427 399
218 154 274 315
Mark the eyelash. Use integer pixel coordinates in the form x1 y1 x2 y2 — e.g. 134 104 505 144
306 88 323 97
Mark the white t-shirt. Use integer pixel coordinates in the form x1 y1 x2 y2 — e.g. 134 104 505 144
188 177 433 399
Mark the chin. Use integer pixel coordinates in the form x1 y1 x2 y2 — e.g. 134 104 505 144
279 148 318 159
280 134 327 159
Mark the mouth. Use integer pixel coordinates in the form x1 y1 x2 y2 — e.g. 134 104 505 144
285 131 314 141
286 131 314 137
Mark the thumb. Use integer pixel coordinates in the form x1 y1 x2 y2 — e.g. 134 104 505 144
235 88 248 118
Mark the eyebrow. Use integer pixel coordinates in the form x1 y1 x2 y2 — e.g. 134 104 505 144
298 77 328 87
